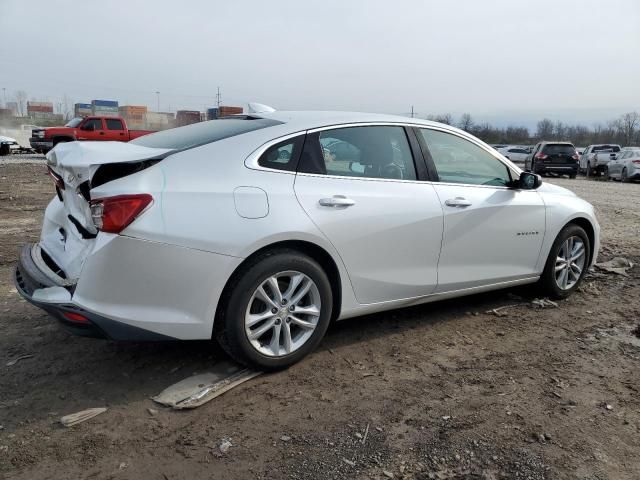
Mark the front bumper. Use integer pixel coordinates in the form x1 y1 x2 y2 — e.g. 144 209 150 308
29 138 53 151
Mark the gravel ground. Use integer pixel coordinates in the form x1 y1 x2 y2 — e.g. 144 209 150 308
0 163 638 480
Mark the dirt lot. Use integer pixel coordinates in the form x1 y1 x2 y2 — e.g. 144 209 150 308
1 158 639 480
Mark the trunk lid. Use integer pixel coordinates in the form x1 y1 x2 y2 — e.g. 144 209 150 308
41 141 171 283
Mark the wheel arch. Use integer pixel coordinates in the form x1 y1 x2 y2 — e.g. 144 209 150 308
565 217 596 266
214 239 343 334
52 136 74 145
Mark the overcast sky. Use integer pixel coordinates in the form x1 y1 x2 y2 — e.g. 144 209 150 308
1 0 639 128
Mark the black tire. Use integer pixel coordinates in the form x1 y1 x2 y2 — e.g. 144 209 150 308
0 144 9 156
214 249 333 371
538 224 590 299
621 168 629 183
569 173 577 179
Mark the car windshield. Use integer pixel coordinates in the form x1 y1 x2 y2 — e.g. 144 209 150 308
130 118 283 150
543 144 575 155
65 118 84 128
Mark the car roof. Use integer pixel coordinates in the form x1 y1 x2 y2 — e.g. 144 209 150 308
256 110 448 131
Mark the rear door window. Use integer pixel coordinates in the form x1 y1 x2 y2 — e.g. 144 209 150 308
106 118 124 130
298 126 417 181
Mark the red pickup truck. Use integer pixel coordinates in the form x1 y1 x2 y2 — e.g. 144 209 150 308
30 116 156 153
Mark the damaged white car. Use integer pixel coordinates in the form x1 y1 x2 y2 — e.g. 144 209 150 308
15 111 600 370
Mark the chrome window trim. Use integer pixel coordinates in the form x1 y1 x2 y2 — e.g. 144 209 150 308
244 131 307 174
244 121 521 185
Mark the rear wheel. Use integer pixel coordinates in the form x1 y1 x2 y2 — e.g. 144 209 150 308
538 224 590 299
621 168 629 183
214 250 333 371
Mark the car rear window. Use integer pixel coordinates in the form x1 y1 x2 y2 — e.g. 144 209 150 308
593 145 621 152
130 118 283 150
543 144 575 155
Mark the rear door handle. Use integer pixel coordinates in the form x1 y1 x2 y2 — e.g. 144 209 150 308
444 197 472 207
99 132 105 135
319 195 355 208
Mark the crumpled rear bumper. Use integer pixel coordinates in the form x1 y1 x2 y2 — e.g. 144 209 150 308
14 243 173 340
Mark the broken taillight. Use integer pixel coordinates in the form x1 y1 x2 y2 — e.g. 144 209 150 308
47 166 65 190
89 194 153 234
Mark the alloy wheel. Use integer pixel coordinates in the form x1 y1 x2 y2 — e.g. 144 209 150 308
245 271 321 357
554 236 586 290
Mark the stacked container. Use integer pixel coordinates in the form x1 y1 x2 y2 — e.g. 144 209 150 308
91 99 119 117
206 108 219 120
119 105 148 129
175 110 201 127
74 103 93 117
218 105 243 117
27 101 54 113
145 111 175 131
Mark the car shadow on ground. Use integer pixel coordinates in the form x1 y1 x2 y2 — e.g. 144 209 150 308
0 285 535 429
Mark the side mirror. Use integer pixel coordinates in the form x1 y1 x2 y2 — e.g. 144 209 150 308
81 123 95 131
518 171 542 189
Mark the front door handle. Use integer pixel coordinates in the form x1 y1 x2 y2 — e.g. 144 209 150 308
444 197 472 207
319 195 355 208
99 132 105 135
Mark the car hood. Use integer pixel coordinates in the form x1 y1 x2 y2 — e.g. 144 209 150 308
0 135 17 144
537 181 577 197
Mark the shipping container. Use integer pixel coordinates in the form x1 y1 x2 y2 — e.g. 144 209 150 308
119 105 148 116
91 99 119 108
175 110 201 127
206 108 219 120
6 102 18 116
218 105 243 117
27 101 54 113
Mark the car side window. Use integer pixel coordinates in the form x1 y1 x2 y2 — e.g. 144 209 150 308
257 136 304 172
419 128 512 187
106 119 124 130
84 118 103 130
299 126 417 180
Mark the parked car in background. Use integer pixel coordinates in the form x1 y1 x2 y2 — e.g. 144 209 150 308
579 144 621 176
29 116 156 154
498 146 531 167
607 148 640 182
525 141 579 178
575 147 585 156
0 135 21 156
15 110 599 370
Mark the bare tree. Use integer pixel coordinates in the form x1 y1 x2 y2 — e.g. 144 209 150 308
458 113 474 132
13 90 27 117
428 113 453 125
61 94 74 121
535 118 554 140
618 112 639 146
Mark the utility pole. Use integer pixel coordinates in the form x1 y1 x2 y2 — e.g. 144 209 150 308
216 87 221 108
155 91 160 112
2 88 5 107
410 106 415 118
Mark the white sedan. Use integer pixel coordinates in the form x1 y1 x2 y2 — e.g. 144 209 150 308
607 148 640 182
15 110 600 370
497 146 531 167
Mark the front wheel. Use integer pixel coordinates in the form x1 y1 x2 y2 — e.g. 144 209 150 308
214 250 333 371
538 224 590 299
